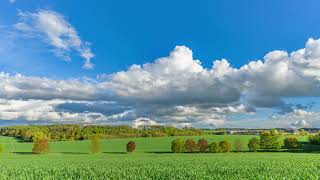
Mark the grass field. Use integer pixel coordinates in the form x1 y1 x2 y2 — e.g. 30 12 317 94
0 135 260 153
0 135 319 179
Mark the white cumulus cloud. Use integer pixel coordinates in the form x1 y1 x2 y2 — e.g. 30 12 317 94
3 34 320 127
0 72 100 101
0 99 108 123
131 118 159 128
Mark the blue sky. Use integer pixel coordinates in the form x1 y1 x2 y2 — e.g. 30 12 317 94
1 0 320 128
2 0 320 77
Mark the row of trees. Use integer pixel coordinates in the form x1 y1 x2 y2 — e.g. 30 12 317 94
0 125 209 142
171 138 233 153
171 130 301 153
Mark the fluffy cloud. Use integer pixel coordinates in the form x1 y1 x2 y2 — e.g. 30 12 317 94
3 35 320 127
131 118 159 128
97 38 320 127
0 99 141 124
148 105 229 128
0 72 102 100
236 43 320 109
15 9 94 69
0 99 108 123
106 39 320 113
269 109 320 128
104 46 240 105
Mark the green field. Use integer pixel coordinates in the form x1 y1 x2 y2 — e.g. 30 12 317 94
0 135 259 153
0 135 319 179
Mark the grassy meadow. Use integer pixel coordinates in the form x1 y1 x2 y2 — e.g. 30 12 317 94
0 135 259 154
0 135 319 179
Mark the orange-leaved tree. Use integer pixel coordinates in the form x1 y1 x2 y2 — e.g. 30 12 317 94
32 138 49 154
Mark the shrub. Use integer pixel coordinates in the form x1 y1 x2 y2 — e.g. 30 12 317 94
126 141 136 153
234 139 243 152
299 129 309 136
284 137 300 151
32 138 49 154
259 130 282 151
171 138 185 153
90 135 101 154
185 139 198 153
0 144 3 154
219 140 231 153
198 139 208 152
208 142 220 153
309 133 320 145
248 137 260 152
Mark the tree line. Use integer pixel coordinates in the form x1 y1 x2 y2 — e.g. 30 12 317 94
0 125 210 142
171 129 301 153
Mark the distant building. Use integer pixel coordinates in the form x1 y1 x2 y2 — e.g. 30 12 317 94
224 129 263 135
226 130 234 135
283 128 299 134
301 128 319 134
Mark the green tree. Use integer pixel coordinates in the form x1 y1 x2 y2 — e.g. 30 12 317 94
208 142 220 153
284 137 300 151
219 140 231 153
198 138 208 152
309 132 320 145
22 129 33 142
248 137 260 152
126 141 136 153
32 138 49 154
259 130 282 151
90 135 101 154
184 139 198 153
32 131 46 142
0 144 3 154
299 129 308 136
171 138 185 153
234 139 243 152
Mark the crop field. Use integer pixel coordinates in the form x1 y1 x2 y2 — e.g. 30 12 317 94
0 135 319 179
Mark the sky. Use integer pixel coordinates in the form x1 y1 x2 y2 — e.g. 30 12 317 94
1 0 320 128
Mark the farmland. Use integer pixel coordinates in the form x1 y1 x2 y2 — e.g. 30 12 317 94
1 135 320 179
2 153 320 179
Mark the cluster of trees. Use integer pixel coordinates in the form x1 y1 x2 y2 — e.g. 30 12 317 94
171 130 301 153
248 130 300 151
309 132 320 145
0 125 210 142
256 130 283 151
171 138 233 153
